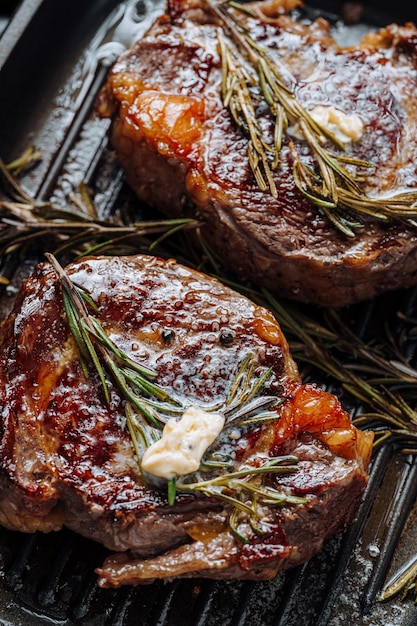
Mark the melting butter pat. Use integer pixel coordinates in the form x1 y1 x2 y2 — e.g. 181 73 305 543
141 406 225 479
289 105 364 144
310 105 364 143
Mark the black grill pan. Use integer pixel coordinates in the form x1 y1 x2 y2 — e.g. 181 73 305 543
1 1 417 625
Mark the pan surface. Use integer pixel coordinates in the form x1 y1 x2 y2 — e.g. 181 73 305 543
1 1 417 624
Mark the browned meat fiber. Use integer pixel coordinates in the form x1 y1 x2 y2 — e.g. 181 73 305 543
97 0 417 307
0 254 373 586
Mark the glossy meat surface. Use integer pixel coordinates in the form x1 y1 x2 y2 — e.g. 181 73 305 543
0 254 372 586
97 0 417 307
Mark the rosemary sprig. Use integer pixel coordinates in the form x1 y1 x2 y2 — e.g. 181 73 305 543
379 554 417 603
176 455 307 543
1 146 44 200
218 29 277 197
0 157 200 260
46 253 183 452
211 0 417 236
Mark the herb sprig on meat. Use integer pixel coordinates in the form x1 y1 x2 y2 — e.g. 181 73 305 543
46 252 306 542
212 0 417 236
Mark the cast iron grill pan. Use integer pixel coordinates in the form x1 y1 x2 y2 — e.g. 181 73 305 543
1 1 417 624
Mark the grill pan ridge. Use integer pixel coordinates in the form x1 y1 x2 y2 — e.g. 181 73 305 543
1 1 417 624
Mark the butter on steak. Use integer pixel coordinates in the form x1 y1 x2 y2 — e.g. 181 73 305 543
0 254 372 586
97 0 417 307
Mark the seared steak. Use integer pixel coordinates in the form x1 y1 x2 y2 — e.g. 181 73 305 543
97 0 417 307
0 254 372 586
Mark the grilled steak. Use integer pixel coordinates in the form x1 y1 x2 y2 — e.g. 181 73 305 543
97 0 417 307
0 254 373 586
